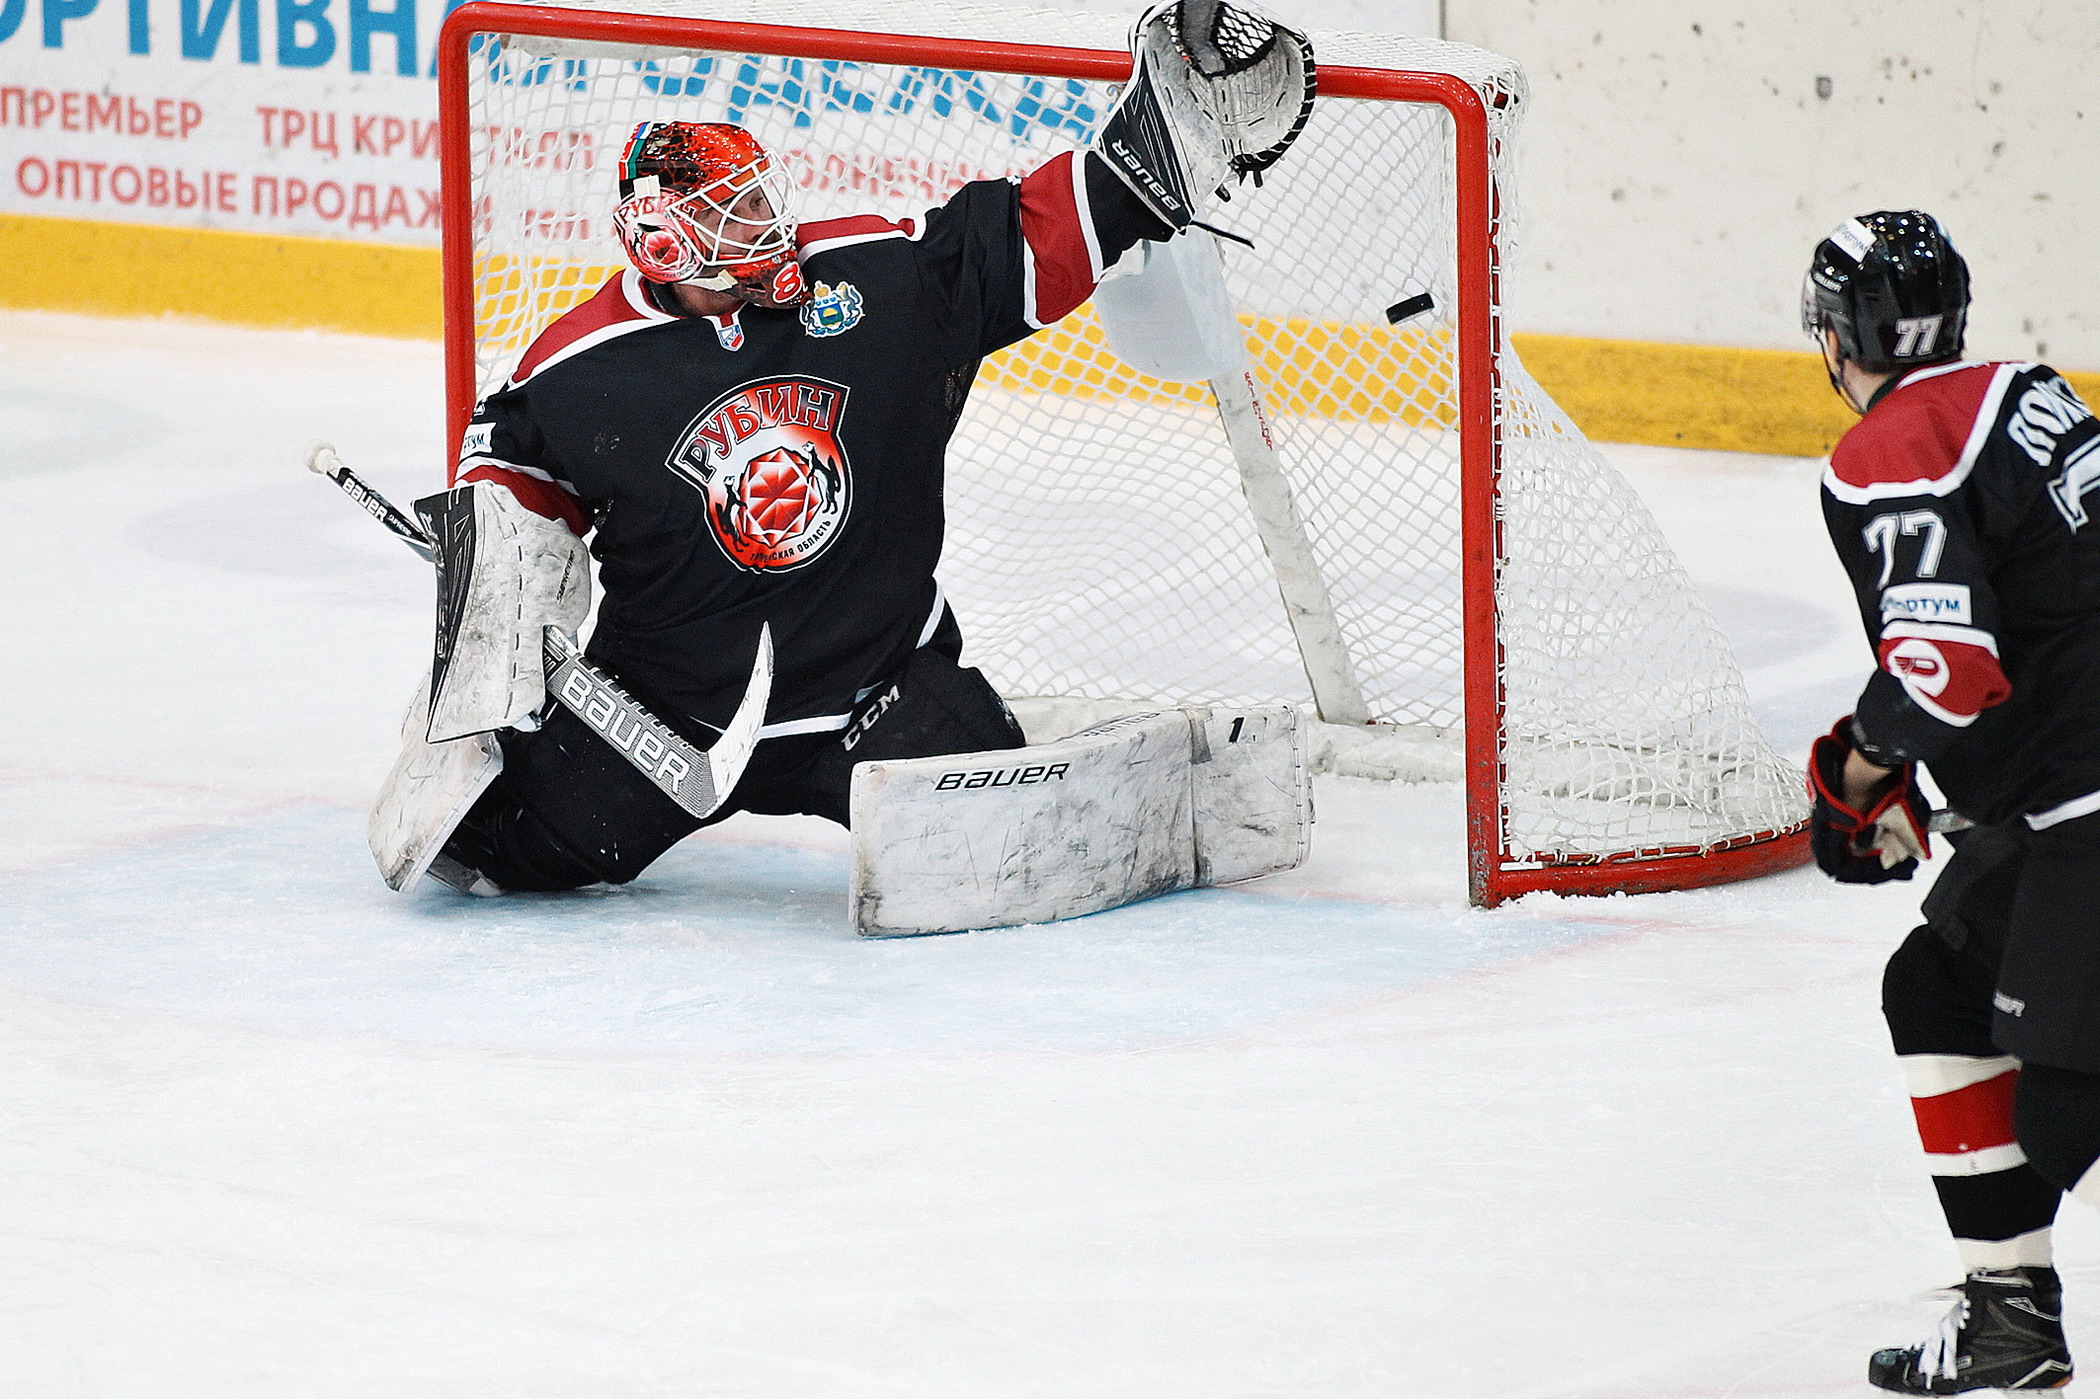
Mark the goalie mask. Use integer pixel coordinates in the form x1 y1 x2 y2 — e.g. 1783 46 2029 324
1801 210 1969 373
612 122 808 307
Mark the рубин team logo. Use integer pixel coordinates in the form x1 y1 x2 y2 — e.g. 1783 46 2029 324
666 376 852 572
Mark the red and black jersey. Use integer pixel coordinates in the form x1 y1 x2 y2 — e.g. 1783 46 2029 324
1822 360 2100 826
456 151 1162 739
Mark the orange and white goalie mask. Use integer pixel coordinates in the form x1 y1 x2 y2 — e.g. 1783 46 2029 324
612 121 807 307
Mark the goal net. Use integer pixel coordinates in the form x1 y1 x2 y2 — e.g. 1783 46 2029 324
437 0 1810 905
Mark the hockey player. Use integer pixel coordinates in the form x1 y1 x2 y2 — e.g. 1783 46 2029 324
372 0 1315 897
1803 210 2100 1394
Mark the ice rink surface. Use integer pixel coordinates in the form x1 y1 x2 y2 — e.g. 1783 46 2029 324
7 309 2094 1397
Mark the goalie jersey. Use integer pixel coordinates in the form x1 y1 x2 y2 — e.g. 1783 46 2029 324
458 151 1164 739
1822 360 2100 827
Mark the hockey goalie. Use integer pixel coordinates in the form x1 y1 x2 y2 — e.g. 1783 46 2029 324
368 0 1318 933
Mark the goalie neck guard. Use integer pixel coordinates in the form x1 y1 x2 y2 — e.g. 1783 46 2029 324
1802 210 1969 373
612 122 808 307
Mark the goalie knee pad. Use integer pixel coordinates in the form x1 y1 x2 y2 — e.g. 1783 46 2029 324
838 647 1025 761
776 646 1025 827
442 703 712 891
417 480 591 743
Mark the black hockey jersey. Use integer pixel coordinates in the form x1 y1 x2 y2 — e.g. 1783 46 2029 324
458 151 1163 737
1822 360 2100 826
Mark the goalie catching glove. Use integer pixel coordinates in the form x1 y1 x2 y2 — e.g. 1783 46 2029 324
1094 0 1315 230
1808 717 1932 884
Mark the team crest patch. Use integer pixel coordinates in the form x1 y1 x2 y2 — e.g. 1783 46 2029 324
799 280 864 337
667 376 852 573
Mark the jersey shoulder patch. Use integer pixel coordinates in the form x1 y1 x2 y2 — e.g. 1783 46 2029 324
1824 362 2021 504
508 270 673 387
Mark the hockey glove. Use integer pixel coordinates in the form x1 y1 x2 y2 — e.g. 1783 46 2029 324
1094 1 1315 229
1807 718 1931 884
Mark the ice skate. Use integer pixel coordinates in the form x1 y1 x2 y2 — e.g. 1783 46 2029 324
1870 1267 2073 1394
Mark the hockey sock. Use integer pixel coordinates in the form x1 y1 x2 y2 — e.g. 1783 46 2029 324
1936 1183 2058 1270
1903 1054 2062 1270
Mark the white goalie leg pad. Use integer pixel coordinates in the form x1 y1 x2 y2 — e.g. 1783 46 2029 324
848 705 1308 937
370 682 504 892
1187 704 1309 885
423 481 591 743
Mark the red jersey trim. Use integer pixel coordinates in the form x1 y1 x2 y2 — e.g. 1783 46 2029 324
1878 621 2011 728
1823 362 2023 504
1017 151 1099 329
459 463 589 536
458 454 576 496
507 269 675 388
798 213 921 258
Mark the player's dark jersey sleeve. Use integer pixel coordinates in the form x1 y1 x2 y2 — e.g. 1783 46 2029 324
453 387 590 536
1824 483 2011 763
902 150 1170 367
1820 369 2027 764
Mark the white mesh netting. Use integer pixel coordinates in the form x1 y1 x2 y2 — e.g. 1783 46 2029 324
453 0 1807 868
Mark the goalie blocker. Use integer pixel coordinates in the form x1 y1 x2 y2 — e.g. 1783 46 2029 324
850 706 1310 936
418 480 590 743
333 462 773 893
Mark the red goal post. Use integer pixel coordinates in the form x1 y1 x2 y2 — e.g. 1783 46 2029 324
433 0 1810 907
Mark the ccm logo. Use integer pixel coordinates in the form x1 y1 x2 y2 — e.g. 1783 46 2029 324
933 763 1070 791
841 680 900 752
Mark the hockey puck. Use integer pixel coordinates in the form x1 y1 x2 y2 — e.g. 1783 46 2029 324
1385 293 1436 325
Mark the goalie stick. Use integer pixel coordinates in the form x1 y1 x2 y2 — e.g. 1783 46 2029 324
306 442 771 821
1093 232 1369 725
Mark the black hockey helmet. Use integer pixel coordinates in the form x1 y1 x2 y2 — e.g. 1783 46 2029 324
1801 211 1969 372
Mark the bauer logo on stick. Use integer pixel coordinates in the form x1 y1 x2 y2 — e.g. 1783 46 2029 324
666 376 853 572
555 664 697 797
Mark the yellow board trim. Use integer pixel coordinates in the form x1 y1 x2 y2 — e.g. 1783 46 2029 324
5 213 2095 458
0 211 442 340
1509 335 2100 458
